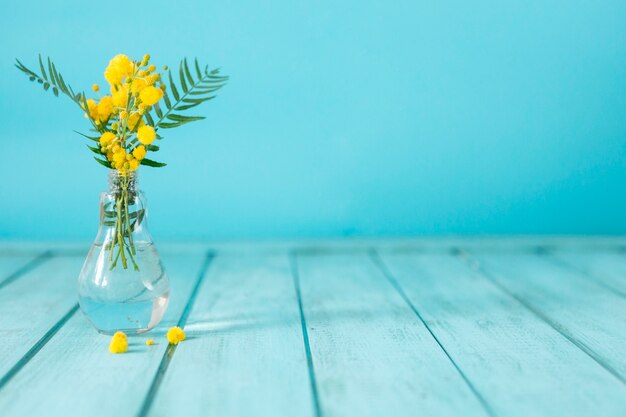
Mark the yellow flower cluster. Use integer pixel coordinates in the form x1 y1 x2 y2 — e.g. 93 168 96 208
109 331 128 353
104 54 134 85
139 86 163 106
99 131 145 171
137 125 156 145
84 53 167 172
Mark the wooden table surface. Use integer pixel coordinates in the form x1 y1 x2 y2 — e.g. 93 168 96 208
0 238 625 417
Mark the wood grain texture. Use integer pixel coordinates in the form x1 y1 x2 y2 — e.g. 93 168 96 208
0 252 49 289
147 254 315 417
0 256 83 381
295 252 490 417
0 253 208 417
464 250 626 384
378 251 626 417
2 240 626 417
550 249 626 297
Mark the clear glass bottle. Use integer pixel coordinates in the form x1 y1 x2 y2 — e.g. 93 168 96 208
78 170 170 334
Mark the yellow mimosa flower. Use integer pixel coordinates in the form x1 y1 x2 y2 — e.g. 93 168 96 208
92 84 100 92
145 74 160 86
128 158 140 170
112 149 127 165
109 331 128 354
132 145 147 160
166 326 186 345
112 84 129 108
83 99 98 120
104 54 134 86
139 86 163 106
97 96 113 121
131 78 148 94
137 125 156 145
99 131 115 146
127 112 143 130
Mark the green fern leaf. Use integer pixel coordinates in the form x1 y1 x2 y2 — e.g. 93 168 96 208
168 70 180 101
167 114 205 122
183 58 194 86
94 157 112 168
140 158 167 167
153 102 163 118
86 144 103 155
162 90 172 109
73 130 99 142
38 55 48 81
179 61 188 93
157 121 182 129
194 58 202 79
175 102 202 111
183 96 215 104
16 55 92 124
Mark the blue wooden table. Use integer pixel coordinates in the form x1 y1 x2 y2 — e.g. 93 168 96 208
0 238 625 417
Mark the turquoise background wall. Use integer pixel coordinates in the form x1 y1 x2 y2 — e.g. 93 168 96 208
1 1 626 240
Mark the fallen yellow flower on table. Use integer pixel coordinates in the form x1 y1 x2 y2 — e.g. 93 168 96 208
109 331 128 354
167 326 186 345
146 339 155 346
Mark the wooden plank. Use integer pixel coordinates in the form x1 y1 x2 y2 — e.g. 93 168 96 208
0 253 210 417
378 251 626 417
0 256 83 382
463 250 626 383
550 250 626 297
147 254 315 417
0 251 49 290
295 252 490 417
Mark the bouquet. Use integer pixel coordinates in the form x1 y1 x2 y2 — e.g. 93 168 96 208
16 54 227 269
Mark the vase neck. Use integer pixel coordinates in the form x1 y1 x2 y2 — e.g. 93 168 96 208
108 169 138 194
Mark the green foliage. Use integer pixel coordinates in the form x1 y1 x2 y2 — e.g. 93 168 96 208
15 54 85 106
15 55 102 142
94 156 112 168
15 55 228 171
140 158 167 167
149 58 228 131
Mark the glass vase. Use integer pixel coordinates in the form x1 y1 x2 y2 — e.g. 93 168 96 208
78 169 170 334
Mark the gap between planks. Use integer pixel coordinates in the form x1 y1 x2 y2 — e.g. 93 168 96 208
0 250 53 291
289 251 324 417
136 251 215 417
368 249 497 417
454 247 626 387
539 251 626 299
0 250 79 390
0 304 78 390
